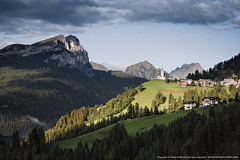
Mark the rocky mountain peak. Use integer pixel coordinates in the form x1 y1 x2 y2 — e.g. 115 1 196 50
66 35 80 45
169 63 203 79
125 61 162 80
0 35 92 75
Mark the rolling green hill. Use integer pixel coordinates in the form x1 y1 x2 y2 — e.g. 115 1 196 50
47 107 209 150
132 80 209 110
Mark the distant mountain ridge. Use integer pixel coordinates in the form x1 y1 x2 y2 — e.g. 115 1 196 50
125 60 162 80
90 61 109 71
169 63 203 79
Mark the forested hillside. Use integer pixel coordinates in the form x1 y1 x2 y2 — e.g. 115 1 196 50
45 84 139 142
0 52 147 138
187 53 240 81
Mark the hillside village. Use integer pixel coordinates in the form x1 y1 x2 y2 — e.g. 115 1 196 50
177 73 240 88
152 69 240 111
155 69 239 88
178 74 239 110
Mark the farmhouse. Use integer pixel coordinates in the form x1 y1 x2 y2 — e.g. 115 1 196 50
181 81 187 87
224 76 234 82
202 97 220 106
232 74 238 78
179 79 192 87
183 101 197 110
221 76 236 87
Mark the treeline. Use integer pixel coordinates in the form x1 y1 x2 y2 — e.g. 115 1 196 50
45 85 140 142
183 85 239 105
165 85 239 113
2 102 239 159
151 91 165 108
150 91 183 113
187 53 240 80
86 103 240 159
0 127 46 160
167 93 183 113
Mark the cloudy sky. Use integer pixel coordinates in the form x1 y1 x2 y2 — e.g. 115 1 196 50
0 0 240 72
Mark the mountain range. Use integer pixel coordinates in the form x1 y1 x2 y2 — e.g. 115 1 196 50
124 60 203 80
169 63 203 79
0 35 147 138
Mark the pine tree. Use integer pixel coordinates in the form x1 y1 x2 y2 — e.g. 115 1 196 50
169 93 172 104
135 103 140 117
11 130 20 152
194 89 199 104
129 84 135 90
165 74 169 83
128 104 133 118
151 99 157 109
144 106 149 116
154 106 159 115
199 90 203 105
192 121 206 156
183 91 187 102
209 107 215 118
177 96 183 109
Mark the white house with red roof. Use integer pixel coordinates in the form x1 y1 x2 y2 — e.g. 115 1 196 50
183 101 197 110
202 97 220 106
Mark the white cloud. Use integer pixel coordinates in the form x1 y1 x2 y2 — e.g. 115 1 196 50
21 115 47 126
100 62 127 71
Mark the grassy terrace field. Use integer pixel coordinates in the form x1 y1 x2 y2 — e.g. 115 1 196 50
132 80 209 110
47 107 209 150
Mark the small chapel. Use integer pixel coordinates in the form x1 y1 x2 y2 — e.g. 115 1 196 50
157 68 166 80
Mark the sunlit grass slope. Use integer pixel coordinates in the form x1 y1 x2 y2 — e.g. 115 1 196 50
33 35 59 47
132 80 209 110
47 107 209 150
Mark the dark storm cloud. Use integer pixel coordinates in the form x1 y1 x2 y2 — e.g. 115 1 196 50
0 0 239 34
0 0 105 26
99 0 237 25
0 0 109 34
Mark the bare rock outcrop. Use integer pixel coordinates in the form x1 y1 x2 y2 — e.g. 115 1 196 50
0 35 92 75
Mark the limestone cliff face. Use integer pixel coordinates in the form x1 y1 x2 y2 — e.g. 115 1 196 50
45 35 91 73
0 35 92 75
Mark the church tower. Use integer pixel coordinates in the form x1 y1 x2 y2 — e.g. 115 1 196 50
161 68 164 77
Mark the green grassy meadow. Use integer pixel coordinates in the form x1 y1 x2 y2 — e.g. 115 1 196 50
132 80 209 110
47 107 209 150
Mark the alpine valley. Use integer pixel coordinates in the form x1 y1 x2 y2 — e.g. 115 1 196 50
0 35 147 139
0 35 239 159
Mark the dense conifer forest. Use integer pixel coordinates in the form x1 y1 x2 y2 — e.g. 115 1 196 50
0 53 147 138
1 102 239 160
45 85 140 142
